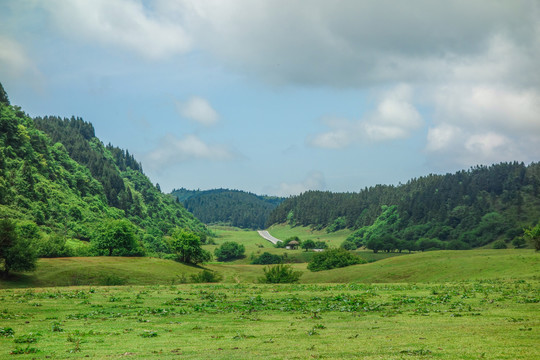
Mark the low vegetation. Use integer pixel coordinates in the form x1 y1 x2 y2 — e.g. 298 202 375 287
0 280 538 359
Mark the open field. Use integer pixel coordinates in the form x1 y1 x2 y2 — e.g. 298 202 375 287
206 225 404 264
0 280 538 359
1 250 538 289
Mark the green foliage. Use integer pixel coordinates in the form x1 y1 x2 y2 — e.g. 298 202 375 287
326 216 346 233
341 240 357 250
511 236 526 249
0 82 9 105
172 188 284 229
301 239 316 251
0 219 38 278
492 240 508 249
307 248 365 272
190 270 223 283
214 241 245 261
268 162 540 250
91 219 142 256
0 86 208 255
168 229 211 264
416 238 444 252
251 252 283 265
524 222 540 251
37 233 74 258
259 264 302 283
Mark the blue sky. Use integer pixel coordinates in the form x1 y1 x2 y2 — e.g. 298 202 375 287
1 1 539 196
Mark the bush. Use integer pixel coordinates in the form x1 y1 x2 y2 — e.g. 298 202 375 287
251 252 283 265
259 264 302 283
341 240 357 250
214 241 245 261
446 240 471 250
512 237 526 249
307 248 365 272
190 270 223 283
492 240 507 249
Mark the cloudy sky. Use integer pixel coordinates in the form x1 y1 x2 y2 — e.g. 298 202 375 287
1 1 539 196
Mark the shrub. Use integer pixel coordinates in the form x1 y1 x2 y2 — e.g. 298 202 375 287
446 240 471 250
307 248 365 272
259 264 302 283
512 237 526 249
314 241 328 250
341 240 357 250
251 252 283 265
214 241 245 261
493 240 508 249
190 270 223 283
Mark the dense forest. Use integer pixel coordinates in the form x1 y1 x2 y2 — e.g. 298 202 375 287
0 82 207 258
267 162 540 251
171 188 284 229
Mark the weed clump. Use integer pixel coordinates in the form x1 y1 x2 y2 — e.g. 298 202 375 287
259 264 302 283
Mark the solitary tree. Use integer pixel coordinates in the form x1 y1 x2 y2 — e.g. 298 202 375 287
92 219 141 256
0 219 38 279
301 239 316 252
168 228 211 264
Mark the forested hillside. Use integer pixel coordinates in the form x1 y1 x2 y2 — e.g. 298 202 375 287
0 82 206 257
268 162 540 251
172 188 284 229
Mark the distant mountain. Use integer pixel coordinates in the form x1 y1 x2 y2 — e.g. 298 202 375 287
0 82 207 255
171 188 284 229
268 162 540 251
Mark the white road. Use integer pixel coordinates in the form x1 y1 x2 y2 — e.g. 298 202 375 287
257 230 282 245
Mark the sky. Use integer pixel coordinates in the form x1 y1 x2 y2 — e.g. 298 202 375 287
1 0 539 197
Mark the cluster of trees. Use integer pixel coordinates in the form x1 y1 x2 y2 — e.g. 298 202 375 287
268 162 540 251
172 188 283 229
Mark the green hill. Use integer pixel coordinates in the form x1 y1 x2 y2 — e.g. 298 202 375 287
268 162 540 251
172 188 284 229
1 249 537 288
0 82 207 257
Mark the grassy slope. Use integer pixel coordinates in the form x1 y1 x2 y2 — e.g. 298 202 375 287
302 249 540 283
1 249 538 289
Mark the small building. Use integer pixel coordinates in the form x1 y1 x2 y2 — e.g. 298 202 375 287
286 240 300 250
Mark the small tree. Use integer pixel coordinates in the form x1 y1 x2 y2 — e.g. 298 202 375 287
524 223 540 251
0 219 38 279
259 264 302 283
214 241 245 261
301 239 316 252
168 228 211 264
511 236 526 249
92 219 142 256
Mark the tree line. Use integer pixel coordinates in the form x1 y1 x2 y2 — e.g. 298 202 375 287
267 162 540 251
172 188 284 229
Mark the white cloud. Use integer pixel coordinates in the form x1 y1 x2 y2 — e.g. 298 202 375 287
176 96 219 126
267 171 326 197
144 134 236 169
0 36 36 77
309 84 422 148
43 0 192 60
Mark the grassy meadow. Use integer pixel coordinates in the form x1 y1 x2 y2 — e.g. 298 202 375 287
0 280 538 359
0 225 539 359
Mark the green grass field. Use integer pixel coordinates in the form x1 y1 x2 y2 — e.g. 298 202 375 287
1 224 539 359
0 280 538 359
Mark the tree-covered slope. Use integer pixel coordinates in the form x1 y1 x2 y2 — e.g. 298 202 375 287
171 188 284 229
0 82 206 255
268 162 540 250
